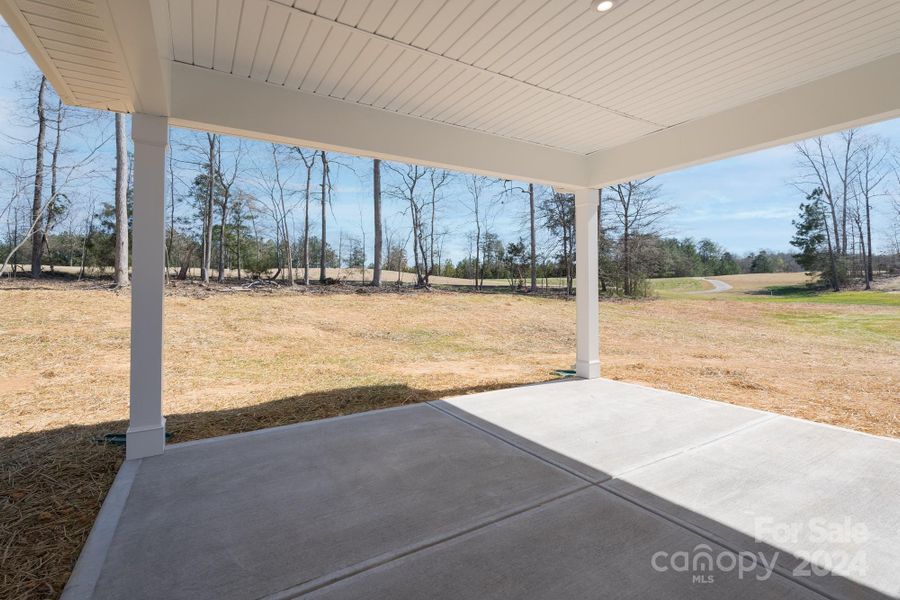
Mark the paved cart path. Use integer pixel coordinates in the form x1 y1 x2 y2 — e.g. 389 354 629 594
695 277 733 293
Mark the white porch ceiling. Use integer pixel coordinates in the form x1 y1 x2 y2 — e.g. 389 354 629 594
159 0 900 154
2 0 900 186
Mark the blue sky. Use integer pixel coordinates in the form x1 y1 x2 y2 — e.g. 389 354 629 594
1 18 898 259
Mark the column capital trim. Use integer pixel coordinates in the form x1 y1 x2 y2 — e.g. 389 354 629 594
131 113 169 148
572 187 599 208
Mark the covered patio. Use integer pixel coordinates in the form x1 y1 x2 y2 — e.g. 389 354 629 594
2 0 899 598
63 379 900 599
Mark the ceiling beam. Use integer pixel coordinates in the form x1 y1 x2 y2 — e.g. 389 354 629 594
588 52 900 188
100 0 170 116
168 62 590 188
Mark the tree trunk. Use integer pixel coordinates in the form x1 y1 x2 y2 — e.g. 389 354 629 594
856 218 869 290
30 76 47 278
821 205 840 292
864 193 874 284
320 151 328 283
177 245 194 280
302 163 311 285
114 113 130 286
78 206 93 280
45 98 63 274
217 184 228 283
282 217 294 285
529 183 537 292
167 147 176 275
598 188 607 292
201 134 215 284
474 227 481 290
373 159 382 287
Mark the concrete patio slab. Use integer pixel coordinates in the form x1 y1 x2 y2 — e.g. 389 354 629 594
63 378 900 600
606 415 900 599
80 404 586 600
303 487 824 600
434 378 772 481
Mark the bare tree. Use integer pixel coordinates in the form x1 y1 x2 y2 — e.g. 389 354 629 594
43 98 64 272
166 146 177 274
855 136 889 286
270 145 295 285
460 175 500 289
200 133 216 284
795 133 860 257
3 135 110 277
795 139 840 256
606 178 670 296
385 163 446 287
319 150 329 283
215 140 242 282
528 183 537 292
832 130 859 256
30 76 47 278
293 148 316 285
502 181 539 292
540 191 575 294
423 169 450 284
113 112 129 286
373 158 382 287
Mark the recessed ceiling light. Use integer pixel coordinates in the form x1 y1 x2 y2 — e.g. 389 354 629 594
595 1 614 11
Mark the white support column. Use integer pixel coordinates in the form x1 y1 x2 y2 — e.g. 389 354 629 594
574 188 600 379
126 113 168 460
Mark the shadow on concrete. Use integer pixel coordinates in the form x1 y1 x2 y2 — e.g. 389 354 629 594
1 382 530 600
435 397 892 600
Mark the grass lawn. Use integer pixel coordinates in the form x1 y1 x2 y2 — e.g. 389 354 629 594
746 285 900 306
1 275 897 599
651 272 900 307
649 276 711 295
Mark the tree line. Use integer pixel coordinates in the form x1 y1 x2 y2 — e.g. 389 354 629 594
3 77 899 297
791 131 900 291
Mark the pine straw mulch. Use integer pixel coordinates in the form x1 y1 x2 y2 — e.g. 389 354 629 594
1 383 517 599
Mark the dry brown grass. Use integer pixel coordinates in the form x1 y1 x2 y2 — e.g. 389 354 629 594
1 279 897 599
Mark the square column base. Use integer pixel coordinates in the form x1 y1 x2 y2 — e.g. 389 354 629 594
575 360 600 380
126 418 166 460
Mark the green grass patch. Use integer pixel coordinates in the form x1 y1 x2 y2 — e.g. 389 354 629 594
650 277 707 295
771 311 900 341
747 285 900 307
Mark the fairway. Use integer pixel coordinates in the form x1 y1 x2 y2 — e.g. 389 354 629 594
651 272 900 307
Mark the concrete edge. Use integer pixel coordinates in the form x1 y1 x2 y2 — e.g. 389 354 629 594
164 403 424 453
559 377 900 446
60 459 141 600
162 378 563 455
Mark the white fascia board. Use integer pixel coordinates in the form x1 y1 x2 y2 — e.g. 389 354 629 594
587 52 900 188
168 62 589 188
0 0 77 105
